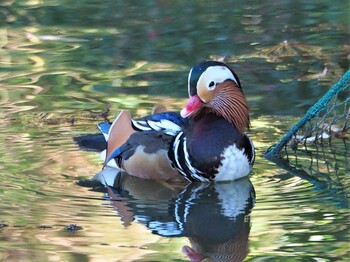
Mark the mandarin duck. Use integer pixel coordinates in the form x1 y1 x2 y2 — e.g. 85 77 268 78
98 61 255 182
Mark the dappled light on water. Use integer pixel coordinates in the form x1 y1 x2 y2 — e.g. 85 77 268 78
0 1 349 261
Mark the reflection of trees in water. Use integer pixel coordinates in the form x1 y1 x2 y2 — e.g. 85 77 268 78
1 1 348 117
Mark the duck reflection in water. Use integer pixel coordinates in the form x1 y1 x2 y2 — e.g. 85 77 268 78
93 167 255 262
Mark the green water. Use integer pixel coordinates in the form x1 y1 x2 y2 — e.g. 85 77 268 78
0 1 349 261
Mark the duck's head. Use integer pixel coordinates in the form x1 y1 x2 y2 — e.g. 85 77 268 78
181 61 250 133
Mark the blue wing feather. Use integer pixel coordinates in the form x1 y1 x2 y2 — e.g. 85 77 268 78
133 112 187 134
140 112 187 126
98 122 111 135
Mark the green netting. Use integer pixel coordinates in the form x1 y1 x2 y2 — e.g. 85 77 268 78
265 70 349 207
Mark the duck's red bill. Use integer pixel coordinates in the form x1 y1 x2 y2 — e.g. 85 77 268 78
182 245 205 262
181 95 203 118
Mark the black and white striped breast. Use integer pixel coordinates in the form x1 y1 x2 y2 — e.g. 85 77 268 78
169 113 254 182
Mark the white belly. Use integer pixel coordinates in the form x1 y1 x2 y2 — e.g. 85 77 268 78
215 144 252 181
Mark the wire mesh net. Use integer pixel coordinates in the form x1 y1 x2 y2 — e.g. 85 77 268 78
265 70 350 207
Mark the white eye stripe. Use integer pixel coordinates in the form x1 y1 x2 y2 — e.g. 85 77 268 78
208 81 216 90
187 67 193 96
198 66 239 91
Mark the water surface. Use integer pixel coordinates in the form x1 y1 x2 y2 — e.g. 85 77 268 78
0 1 349 261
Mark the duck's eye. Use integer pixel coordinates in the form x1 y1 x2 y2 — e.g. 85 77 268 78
208 81 215 89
